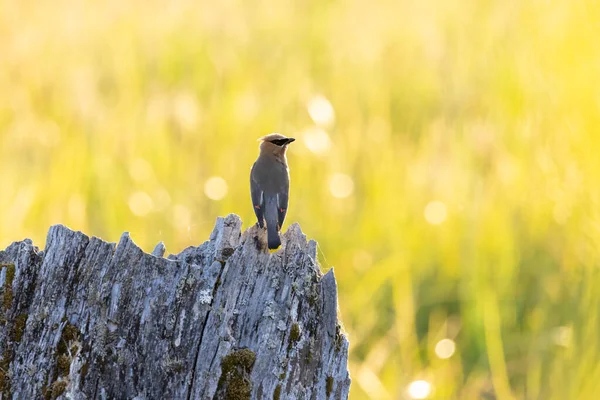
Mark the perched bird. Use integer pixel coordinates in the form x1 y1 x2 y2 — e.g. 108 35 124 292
250 133 295 250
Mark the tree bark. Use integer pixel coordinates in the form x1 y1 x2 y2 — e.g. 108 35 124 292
0 214 350 399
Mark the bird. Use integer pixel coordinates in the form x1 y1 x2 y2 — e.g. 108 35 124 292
250 133 295 250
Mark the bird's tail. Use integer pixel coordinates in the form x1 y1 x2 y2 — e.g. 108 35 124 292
264 194 281 250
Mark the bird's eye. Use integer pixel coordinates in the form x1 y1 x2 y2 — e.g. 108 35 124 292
270 139 288 146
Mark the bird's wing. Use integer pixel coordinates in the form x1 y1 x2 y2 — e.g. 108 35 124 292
250 164 265 226
277 189 289 229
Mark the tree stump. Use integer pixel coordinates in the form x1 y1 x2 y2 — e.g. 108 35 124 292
0 214 350 399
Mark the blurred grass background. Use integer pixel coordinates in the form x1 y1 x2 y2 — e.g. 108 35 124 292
2 0 600 398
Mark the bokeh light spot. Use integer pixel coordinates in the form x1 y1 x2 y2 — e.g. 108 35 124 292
408 380 432 399
129 191 154 216
424 201 447 225
435 338 456 359
235 91 259 121
329 173 354 198
172 91 200 130
302 127 332 155
129 158 155 182
173 204 191 228
204 176 228 200
153 187 172 211
146 93 169 124
552 326 572 347
307 95 335 126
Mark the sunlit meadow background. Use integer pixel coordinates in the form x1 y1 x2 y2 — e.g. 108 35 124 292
2 0 600 398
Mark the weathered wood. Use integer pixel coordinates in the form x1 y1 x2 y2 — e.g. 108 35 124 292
0 214 350 399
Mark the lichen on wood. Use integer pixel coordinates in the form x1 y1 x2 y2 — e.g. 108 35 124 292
0 214 350 399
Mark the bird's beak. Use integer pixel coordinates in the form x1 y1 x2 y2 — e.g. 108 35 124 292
286 138 296 144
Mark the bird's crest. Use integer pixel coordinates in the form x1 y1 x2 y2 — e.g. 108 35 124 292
259 132 288 142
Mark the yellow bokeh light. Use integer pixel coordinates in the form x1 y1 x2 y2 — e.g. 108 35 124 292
424 201 447 225
435 338 456 359
153 187 172 211
329 173 354 198
552 326 572 348
129 191 154 216
407 380 432 399
204 176 228 200
172 91 200 131
307 95 335 127
172 204 191 228
235 91 259 121
129 158 155 182
302 127 332 155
